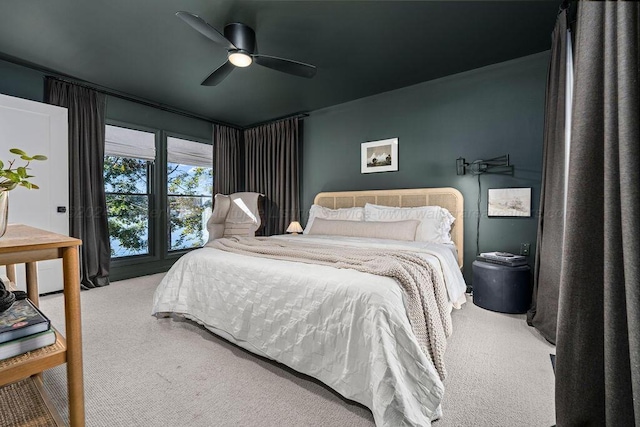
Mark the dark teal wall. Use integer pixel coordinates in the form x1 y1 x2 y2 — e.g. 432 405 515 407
0 59 212 140
302 52 549 281
105 97 211 140
0 58 213 280
0 59 45 102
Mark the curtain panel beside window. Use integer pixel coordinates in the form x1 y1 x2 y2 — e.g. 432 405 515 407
45 78 111 289
555 2 640 425
213 124 242 195
527 8 572 345
244 117 300 236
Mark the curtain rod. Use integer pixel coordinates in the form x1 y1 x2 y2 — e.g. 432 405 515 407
46 75 241 130
0 52 242 130
244 112 309 130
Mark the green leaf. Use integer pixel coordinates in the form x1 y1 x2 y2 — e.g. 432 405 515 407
20 155 33 161
17 167 27 178
0 160 3 169
32 155 48 161
30 184 40 190
6 171 20 182
9 148 26 156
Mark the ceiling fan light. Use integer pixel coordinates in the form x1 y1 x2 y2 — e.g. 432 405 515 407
228 52 252 67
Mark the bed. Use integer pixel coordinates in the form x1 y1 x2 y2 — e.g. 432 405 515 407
152 187 466 426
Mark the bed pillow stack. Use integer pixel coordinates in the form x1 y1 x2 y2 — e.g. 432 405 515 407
304 203 455 244
363 203 455 244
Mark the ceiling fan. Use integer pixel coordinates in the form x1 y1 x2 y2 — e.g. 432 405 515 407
176 11 317 86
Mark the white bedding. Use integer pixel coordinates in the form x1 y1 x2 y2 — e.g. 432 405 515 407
152 235 467 426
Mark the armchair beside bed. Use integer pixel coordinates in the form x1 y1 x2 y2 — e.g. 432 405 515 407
206 192 265 241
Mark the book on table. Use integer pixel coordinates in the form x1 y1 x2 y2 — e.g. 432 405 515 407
0 298 51 344
478 251 528 267
0 329 56 360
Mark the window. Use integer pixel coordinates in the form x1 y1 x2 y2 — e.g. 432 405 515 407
103 124 213 267
167 136 213 251
104 125 156 258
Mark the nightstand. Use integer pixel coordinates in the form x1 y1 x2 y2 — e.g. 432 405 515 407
472 260 532 314
0 224 84 426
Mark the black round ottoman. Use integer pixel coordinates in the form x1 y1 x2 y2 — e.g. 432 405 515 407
472 260 532 314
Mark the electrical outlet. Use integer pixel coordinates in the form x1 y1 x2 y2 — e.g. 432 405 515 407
520 242 531 256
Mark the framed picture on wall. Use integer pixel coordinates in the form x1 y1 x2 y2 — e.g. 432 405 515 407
488 187 532 217
361 138 398 174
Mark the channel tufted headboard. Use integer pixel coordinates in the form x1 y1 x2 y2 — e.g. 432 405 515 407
313 187 464 267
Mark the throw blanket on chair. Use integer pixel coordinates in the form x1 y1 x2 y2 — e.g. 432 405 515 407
208 236 452 380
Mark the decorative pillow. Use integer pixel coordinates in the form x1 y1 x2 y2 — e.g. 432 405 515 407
303 205 364 234
364 203 455 244
308 218 420 241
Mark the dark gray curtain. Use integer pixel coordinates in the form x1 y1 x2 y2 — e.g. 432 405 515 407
213 124 242 195
45 78 111 289
527 9 570 344
244 118 299 235
556 2 639 425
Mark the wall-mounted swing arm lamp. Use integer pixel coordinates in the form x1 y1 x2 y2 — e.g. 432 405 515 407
456 154 515 257
456 154 514 176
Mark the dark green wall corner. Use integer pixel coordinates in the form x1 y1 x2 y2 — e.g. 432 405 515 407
302 52 549 282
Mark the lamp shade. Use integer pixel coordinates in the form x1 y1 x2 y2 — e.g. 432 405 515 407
286 221 303 234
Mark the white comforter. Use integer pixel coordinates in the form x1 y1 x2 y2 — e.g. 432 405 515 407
152 235 467 426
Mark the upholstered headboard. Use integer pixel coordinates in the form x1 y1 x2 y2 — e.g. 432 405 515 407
313 187 464 267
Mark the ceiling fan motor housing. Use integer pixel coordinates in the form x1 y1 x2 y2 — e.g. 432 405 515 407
224 23 256 54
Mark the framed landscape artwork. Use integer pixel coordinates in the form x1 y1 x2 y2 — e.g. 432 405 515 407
361 138 398 174
488 187 532 217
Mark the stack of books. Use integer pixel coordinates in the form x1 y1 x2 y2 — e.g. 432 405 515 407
0 298 56 361
477 251 528 267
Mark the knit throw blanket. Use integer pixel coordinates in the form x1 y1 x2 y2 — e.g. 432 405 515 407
207 236 452 380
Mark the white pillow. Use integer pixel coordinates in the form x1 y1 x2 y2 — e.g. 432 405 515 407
308 218 420 241
303 205 364 234
364 203 455 244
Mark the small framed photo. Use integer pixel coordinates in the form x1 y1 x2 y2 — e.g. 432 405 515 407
488 188 532 217
361 138 398 174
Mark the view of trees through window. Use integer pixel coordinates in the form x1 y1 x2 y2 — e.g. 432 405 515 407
167 162 212 250
104 125 213 258
104 156 150 257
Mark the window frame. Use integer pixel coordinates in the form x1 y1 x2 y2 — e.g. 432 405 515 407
162 130 214 259
105 120 161 269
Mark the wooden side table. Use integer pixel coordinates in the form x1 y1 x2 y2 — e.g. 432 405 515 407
0 224 84 426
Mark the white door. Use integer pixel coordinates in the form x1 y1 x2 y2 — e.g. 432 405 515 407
0 94 69 294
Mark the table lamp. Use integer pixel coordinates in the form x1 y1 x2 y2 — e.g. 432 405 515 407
286 221 303 235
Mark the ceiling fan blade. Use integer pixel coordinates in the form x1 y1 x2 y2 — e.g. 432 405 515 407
176 11 236 50
201 60 235 86
252 54 317 78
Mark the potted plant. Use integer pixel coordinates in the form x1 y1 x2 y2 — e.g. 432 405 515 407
0 148 48 237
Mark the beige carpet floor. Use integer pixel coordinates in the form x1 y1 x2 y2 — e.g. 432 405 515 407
38 273 555 426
